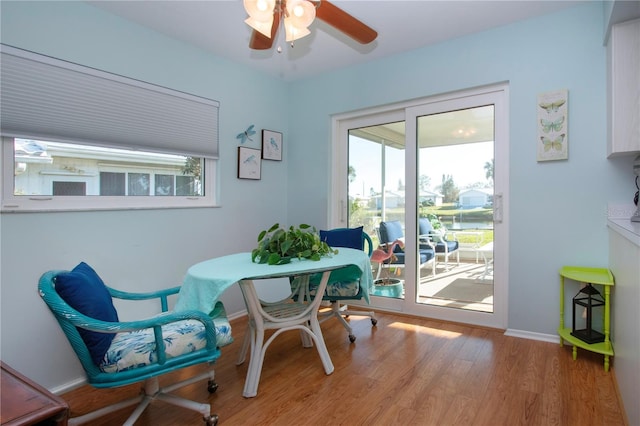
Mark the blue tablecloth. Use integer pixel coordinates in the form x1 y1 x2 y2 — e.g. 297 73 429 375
174 248 373 316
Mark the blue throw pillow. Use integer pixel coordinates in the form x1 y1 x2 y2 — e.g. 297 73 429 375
55 262 119 366
320 226 364 250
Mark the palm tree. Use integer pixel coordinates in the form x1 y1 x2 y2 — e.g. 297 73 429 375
348 165 356 183
484 159 494 184
419 174 431 192
438 174 459 203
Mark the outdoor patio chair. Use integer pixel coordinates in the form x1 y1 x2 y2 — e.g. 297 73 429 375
38 262 234 426
378 220 436 277
419 218 460 269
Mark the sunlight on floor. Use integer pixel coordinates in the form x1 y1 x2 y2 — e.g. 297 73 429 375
387 321 463 339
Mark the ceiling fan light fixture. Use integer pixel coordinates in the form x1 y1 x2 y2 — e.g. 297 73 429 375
245 16 273 38
284 19 311 42
244 0 275 21
247 0 377 50
285 0 316 28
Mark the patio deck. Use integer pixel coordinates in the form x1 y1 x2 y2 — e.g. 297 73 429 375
373 259 494 313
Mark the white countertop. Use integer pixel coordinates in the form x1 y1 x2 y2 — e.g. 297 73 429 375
608 218 640 246
607 204 640 247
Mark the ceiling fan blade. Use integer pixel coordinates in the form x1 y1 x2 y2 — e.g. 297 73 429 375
315 0 377 44
249 13 281 50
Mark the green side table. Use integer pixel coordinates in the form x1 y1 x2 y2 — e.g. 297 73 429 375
558 266 614 371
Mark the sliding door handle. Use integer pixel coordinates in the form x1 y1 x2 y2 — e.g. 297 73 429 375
494 193 503 223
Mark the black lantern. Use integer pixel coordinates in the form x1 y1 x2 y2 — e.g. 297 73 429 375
571 283 605 344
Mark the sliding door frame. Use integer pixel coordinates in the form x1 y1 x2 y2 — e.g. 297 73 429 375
330 83 509 329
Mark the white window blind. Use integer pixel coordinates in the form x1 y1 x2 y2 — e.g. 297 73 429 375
0 44 219 158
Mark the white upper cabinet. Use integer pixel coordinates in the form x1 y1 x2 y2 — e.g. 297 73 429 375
607 18 640 157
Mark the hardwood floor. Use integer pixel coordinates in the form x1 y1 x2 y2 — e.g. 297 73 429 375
62 310 627 425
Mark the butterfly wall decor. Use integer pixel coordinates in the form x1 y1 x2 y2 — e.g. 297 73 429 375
540 116 565 133
237 124 256 144
538 99 566 114
541 134 566 152
537 89 568 162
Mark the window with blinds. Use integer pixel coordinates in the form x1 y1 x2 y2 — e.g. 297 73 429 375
1 45 220 211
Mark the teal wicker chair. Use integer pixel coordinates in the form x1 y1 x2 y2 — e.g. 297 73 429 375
38 263 233 426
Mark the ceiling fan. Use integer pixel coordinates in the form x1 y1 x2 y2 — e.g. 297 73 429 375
244 0 377 50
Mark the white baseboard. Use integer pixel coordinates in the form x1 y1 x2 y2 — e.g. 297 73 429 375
227 310 247 321
50 377 87 396
504 328 560 344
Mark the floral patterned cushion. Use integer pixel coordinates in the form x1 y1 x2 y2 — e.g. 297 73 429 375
99 302 232 373
308 279 360 298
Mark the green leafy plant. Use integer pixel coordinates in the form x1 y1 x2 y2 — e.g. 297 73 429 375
251 223 337 265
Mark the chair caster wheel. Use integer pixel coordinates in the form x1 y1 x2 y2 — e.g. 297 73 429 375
204 414 219 425
207 380 218 393
349 334 356 343
371 318 378 326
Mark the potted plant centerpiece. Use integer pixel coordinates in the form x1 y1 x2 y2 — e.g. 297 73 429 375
371 239 404 298
251 223 336 265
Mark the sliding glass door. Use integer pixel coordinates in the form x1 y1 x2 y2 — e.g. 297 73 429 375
414 106 495 314
331 85 508 329
347 120 406 294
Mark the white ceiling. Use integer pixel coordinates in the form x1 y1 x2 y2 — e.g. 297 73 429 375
87 1 585 81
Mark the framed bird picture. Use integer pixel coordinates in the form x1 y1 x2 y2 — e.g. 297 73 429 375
238 146 261 180
537 89 568 162
262 129 283 161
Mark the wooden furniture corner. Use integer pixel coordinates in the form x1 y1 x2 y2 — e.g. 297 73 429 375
1 361 69 425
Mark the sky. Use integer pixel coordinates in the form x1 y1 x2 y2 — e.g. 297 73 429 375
349 138 494 198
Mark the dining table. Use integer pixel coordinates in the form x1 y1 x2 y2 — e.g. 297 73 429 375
174 247 374 397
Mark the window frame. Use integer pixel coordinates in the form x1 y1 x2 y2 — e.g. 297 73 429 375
1 137 218 212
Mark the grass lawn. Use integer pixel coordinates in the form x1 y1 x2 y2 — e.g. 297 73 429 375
351 203 494 246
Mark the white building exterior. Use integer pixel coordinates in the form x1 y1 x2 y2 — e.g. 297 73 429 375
13 140 199 197
458 188 493 208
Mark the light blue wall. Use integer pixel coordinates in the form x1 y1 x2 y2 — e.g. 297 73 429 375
0 1 290 389
286 1 635 336
0 0 636 396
